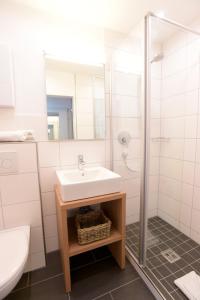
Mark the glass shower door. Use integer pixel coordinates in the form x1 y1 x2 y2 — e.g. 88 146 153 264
141 12 200 299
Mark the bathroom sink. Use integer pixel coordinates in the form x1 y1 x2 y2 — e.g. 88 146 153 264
56 167 121 201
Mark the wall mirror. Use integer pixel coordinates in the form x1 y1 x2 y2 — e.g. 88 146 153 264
45 56 106 140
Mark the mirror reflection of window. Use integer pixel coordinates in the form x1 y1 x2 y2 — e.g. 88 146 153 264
47 96 73 140
45 57 105 141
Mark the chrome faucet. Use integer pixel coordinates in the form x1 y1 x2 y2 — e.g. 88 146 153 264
78 154 85 174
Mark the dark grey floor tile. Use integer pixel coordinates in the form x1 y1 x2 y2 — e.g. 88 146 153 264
154 265 172 279
165 262 180 273
160 274 176 293
173 270 185 280
181 265 194 275
111 279 155 300
174 258 187 269
188 247 200 260
6 275 69 300
29 251 62 284
69 258 139 300
171 289 188 300
70 250 95 270
13 273 29 291
191 259 200 272
148 256 163 268
150 246 161 256
182 253 194 264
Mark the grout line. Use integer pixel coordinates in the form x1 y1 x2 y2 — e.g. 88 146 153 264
91 277 140 300
28 273 63 287
11 273 64 294
109 291 114 300
127 217 200 297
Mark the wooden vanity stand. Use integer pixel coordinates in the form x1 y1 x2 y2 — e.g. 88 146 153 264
55 185 126 292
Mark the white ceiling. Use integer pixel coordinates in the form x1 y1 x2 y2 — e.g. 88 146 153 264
12 0 200 34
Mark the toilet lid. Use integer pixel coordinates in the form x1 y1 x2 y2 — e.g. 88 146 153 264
0 226 30 289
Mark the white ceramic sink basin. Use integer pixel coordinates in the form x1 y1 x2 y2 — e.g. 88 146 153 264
56 167 121 201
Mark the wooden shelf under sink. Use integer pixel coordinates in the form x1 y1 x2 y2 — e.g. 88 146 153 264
55 185 126 293
68 217 122 257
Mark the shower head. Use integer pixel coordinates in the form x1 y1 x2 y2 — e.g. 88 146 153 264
150 53 164 63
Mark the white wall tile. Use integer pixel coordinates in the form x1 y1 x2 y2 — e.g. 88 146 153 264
161 139 184 160
112 117 140 139
161 118 184 138
46 236 59 253
179 203 192 227
112 71 139 97
191 230 200 245
185 116 198 138
0 173 40 205
196 139 200 163
38 142 60 167
120 178 140 198
182 161 195 185
30 226 45 254
59 141 105 166
186 65 200 92
39 166 59 193
0 207 3 229
181 183 194 207
191 209 200 233
151 99 160 118
29 252 46 271
179 223 190 237
126 196 140 219
112 95 139 118
161 94 185 118
184 139 196 162
3 201 42 228
43 214 58 238
160 158 182 180
41 192 56 216
151 119 160 138
0 143 37 173
159 176 181 201
184 90 199 115
193 187 200 211
113 160 140 180
195 163 200 187
158 194 180 222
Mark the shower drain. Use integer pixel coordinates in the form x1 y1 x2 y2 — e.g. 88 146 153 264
161 248 181 263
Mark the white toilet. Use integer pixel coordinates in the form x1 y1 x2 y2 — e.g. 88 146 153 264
0 225 30 300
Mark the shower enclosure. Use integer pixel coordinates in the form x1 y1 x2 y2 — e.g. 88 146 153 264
124 12 200 300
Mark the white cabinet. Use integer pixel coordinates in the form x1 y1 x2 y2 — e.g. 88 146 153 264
0 44 15 108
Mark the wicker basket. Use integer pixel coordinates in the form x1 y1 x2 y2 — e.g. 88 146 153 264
75 210 112 245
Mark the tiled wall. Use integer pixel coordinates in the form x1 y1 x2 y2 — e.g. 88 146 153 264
0 142 45 271
158 25 200 243
108 30 162 224
104 31 142 225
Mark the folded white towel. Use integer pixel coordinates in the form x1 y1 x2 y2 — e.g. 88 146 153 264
174 271 200 300
0 130 35 142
